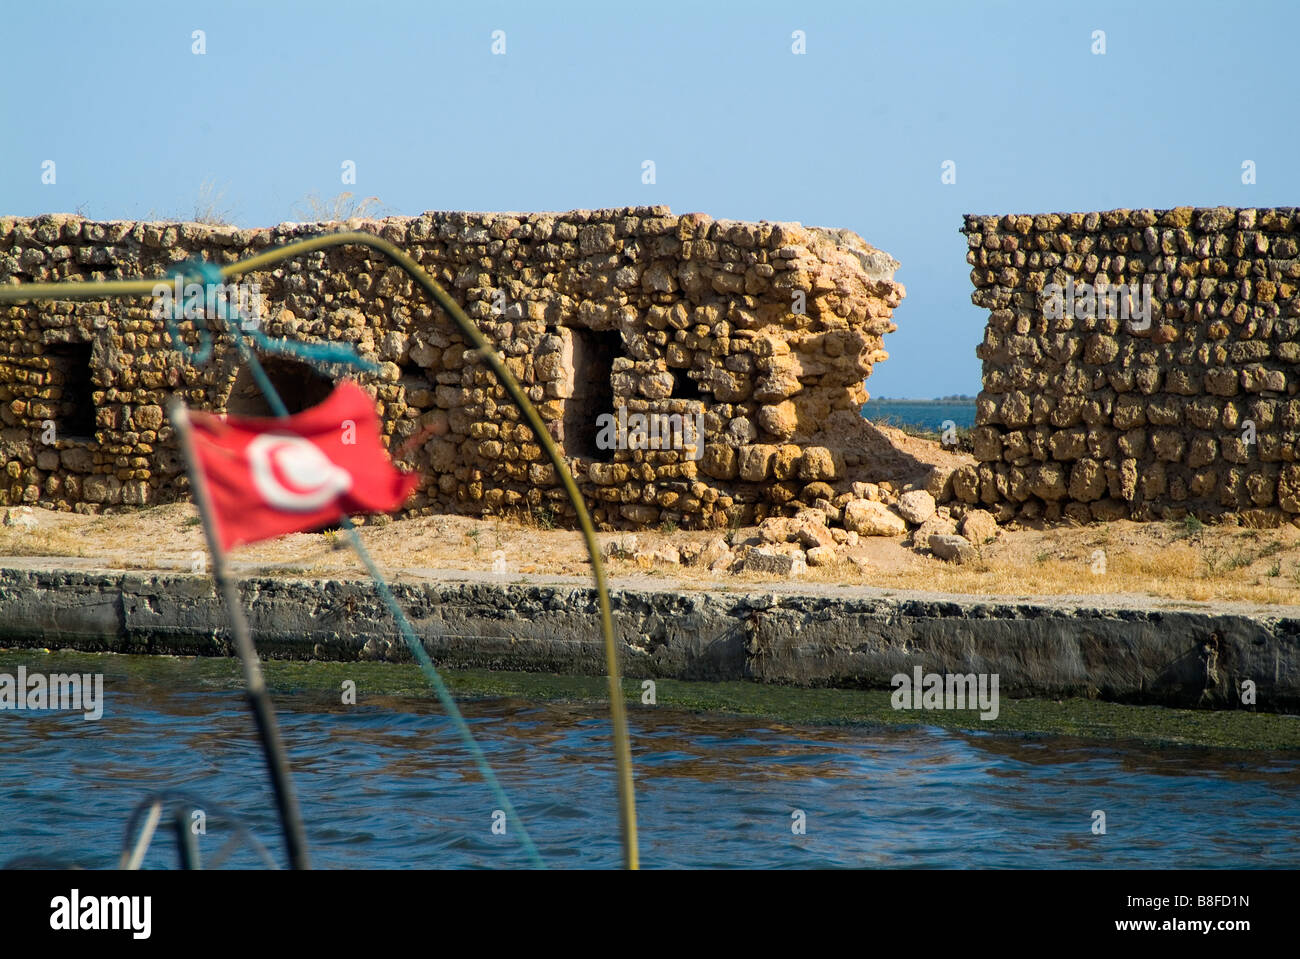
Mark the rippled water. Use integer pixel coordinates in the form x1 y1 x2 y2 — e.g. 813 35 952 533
861 400 977 431
2 671 1298 869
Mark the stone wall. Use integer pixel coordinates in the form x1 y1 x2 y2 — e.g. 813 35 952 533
962 207 1300 526
0 208 904 529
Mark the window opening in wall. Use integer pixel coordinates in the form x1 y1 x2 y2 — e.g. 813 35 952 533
562 327 620 459
226 356 335 417
669 365 708 401
44 342 96 440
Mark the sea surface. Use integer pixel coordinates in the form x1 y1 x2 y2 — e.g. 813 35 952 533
862 399 977 431
2 658 1296 869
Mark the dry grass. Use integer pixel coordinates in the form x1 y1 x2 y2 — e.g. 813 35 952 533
291 191 387 222
2 504 1299 607
877 520 1300 605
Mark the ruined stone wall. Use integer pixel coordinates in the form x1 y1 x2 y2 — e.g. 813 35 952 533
0 208 903 529
962 207 1300 527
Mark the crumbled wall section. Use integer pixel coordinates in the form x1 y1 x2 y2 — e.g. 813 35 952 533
0 208 903 528
962 207 1300 526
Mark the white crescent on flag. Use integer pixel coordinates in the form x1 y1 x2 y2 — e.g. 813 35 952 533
246 432 354 512
183 381 418 550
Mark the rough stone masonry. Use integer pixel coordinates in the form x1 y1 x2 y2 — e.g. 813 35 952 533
0 208 904 531
962 207 1300 527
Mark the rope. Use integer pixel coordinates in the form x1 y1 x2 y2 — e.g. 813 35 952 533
0 230 639 869
224 324 546 868
164 260 379 373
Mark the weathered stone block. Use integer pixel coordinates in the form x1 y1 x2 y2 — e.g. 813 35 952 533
896 489 936 525
929 534 975 563
843 499 907 536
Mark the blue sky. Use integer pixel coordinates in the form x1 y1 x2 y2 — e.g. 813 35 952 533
3 0 1297 396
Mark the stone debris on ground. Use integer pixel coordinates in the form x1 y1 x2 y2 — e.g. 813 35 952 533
588 459 1000 575
929 534 976 564
960 509 999 545
1 506 36 530
895 489 936 525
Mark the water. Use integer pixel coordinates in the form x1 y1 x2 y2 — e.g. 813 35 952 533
2 662 1297 869
862 399 976 432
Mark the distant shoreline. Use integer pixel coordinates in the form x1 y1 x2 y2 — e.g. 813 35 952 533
863 397 976 404
861 398 977 431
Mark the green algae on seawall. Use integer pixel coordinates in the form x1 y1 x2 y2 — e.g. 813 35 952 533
3 649 1298 752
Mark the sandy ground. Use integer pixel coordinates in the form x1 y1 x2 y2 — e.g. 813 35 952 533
4 498 1300 609
819 416 975 490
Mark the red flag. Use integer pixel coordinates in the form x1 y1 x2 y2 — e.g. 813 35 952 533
187 380 418 550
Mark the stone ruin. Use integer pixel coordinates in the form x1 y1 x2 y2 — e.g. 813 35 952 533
0 207 921 544
962 207 1300 528
6 201 1300 576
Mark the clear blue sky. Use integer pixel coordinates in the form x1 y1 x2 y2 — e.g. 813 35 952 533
3 0 1297 397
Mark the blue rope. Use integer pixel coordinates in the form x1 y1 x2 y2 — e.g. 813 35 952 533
162 266 214 364
338 513 546 868
177 259 546 868
164 261 379 375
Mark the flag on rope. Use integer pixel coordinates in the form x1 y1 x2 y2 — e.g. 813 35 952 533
185 380 418 550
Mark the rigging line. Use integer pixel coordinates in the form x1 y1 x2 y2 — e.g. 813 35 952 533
0 229 640 869
222 232 639 869
222 316 546 869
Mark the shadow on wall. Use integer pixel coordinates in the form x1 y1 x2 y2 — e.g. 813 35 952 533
225 356 334 417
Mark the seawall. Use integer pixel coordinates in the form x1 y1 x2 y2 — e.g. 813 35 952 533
1 561 1296 712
